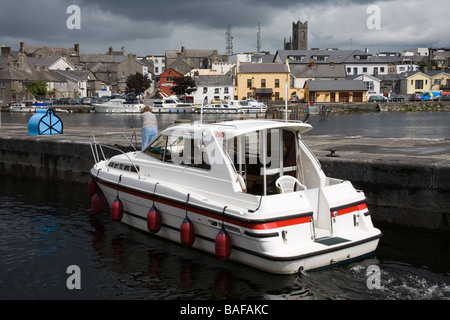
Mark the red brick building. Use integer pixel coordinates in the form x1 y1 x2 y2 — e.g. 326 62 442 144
158 68 183 97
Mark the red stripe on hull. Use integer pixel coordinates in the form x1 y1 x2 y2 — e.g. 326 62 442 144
332 203 367 217
96 179 312 231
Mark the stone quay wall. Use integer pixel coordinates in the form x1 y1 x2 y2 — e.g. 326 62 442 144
0 125 449 233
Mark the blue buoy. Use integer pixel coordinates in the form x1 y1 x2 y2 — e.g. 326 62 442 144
28 109 63 135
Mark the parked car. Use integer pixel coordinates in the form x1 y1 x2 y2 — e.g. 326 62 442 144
59 98 71 105
291 95 299 103
389 94 404 102
420 91 441 101
81 97 93 105
409 94 421 101
43 98 56 105
369 95 388 102
442 94 450 101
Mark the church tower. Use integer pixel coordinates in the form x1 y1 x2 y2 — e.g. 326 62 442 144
292 20 308 50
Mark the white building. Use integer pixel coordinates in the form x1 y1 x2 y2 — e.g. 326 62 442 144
351 73 381 98
191 74 234 105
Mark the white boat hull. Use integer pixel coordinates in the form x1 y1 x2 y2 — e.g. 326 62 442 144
9 106 37 113
93 104 144 113
195 106 244 114
152 106 196 114
91 167 381 274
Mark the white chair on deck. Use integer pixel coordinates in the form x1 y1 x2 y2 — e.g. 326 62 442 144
276 175 307 193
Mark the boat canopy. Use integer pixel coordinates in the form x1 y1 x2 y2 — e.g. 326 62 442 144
160 119 313 140
150 120 317 196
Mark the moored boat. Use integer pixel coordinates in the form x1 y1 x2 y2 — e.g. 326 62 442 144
9 102 37 113
89 119 381 274
241 98 267 113
152 96 196 114
195 103 243 114
93 94 145 113
224 99 267 114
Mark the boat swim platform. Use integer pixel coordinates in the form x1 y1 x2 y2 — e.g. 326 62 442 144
1 123 449 233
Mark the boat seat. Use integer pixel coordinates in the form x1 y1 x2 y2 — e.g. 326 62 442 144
275 175 307 193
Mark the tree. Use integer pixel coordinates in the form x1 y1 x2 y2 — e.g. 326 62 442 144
126 72 152 94
171 76 197 101
26 80 47 98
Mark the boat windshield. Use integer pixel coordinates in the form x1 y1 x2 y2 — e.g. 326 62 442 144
144 134 211 170
224 128 299 195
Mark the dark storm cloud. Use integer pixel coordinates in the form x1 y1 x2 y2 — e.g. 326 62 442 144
0 0 448 54
75 0 377 28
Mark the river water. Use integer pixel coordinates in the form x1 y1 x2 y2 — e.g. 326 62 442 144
0 111 449 301
2 109 450 139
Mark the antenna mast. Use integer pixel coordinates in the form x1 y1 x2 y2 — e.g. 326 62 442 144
256 22 261 52
226 24 233 55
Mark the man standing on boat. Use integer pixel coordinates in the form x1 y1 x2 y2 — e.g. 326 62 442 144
141 106 158 150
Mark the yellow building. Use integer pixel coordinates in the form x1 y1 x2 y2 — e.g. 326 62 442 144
429 71 450 91
304 80 368 103
235 62 294 101
400 71 431 95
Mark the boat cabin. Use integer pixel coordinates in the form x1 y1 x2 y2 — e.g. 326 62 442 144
142 120 321 197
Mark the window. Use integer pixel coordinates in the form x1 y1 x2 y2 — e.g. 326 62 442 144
364 81 374 91
363 67 368 73
275 79 280 88
380 67 385 73
290 56 305 62
247 79 252 88
415 80 423 89
261 79 266 88
224 87 229 94
144 135 210 170
203 87 207 93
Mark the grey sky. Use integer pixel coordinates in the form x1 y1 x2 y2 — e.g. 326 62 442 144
1 0 448 55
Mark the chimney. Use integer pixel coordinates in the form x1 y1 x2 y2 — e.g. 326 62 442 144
74 43 79 55
108 46 113 55
330 61 334 67
310 61 316 68
1 46 11 56
365 48 369 53
20 41 25 53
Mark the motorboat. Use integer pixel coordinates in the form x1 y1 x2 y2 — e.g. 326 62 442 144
93 94 145 113
225 100 267 114
9 102 37 113
241 98 267 113
152 96 196 114
196 103 243 114
88 119 382 274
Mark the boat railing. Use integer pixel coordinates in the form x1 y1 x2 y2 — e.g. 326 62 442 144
90 132 141 178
